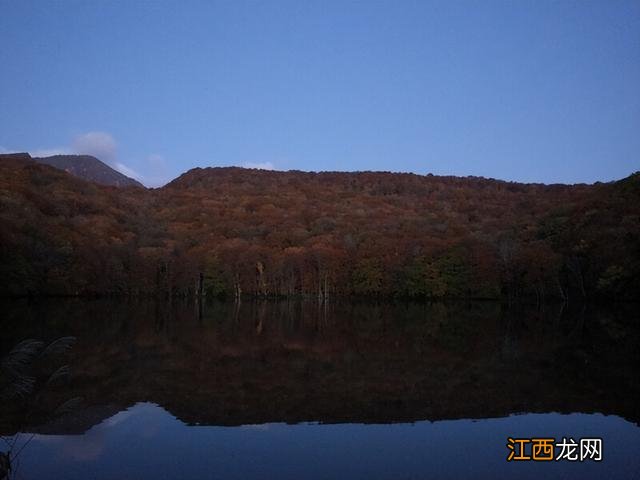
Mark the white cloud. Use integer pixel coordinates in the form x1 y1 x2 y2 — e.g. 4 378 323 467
243 161 275 170
72 131 117 164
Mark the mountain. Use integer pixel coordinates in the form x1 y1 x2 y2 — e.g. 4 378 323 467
0 159 638 299
33 154 143 187
0 152 143 187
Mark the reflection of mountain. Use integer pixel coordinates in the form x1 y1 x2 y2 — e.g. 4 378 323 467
1 300 638 435
18 402 640 480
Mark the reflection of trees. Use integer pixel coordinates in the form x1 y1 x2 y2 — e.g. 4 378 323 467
1 300 638 435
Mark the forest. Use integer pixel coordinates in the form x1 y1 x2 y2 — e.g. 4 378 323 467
0 155 638 302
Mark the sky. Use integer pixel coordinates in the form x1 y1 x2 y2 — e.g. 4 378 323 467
1 0 639 187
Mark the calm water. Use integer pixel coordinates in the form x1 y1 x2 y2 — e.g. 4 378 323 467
1 299 639 479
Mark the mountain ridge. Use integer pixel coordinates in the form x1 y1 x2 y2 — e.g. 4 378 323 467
166 165 633 189
2 151 637 189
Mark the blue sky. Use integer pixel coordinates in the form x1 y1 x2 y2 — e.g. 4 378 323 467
1 0 638 186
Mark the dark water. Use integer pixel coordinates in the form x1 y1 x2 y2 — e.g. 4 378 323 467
1 299 639 479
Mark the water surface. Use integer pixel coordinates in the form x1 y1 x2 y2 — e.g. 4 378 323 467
1 299 638 479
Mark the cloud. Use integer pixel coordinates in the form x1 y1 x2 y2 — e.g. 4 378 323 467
243 161 275 170
72 131 117 164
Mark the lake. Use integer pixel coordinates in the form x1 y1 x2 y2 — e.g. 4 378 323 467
1 299 638 479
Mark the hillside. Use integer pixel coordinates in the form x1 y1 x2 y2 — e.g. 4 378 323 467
0 159 638 300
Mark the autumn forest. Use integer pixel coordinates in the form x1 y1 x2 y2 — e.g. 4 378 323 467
1 154 638 302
